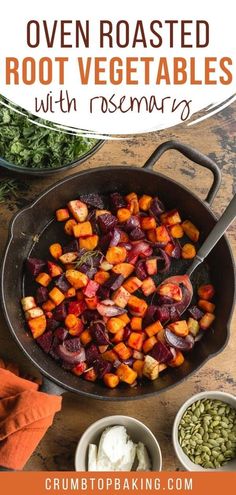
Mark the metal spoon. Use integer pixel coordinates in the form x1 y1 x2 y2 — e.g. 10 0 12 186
157 194 236 315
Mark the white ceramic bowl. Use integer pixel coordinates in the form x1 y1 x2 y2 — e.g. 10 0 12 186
75 415 162 471
172 391 236 471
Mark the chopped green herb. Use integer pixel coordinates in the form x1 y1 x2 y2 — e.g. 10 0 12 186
0 98 97 169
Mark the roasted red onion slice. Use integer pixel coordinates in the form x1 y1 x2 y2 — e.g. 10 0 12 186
57 345 85 364
97 300 127 317
165 328 194 351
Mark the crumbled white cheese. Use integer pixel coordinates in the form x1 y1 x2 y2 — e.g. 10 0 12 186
136 442 151 471
88 444 97 471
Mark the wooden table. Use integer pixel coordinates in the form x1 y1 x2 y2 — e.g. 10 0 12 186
0 104 236 471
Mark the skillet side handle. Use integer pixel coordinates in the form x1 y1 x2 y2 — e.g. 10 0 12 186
40 376 65 395
143 140 221 205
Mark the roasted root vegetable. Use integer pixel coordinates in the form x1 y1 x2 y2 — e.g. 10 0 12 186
22 190 216 390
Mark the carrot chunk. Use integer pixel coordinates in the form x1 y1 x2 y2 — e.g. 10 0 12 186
49 243 63 259
117 208 131 223
116 364 137 384
35 272 52 287
56 208 70 222
106 246 127 265
181 243 196 259
103 373 120 388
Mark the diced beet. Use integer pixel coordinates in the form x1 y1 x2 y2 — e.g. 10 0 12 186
135 260 147 281
88 210 99 235
46 318 60 331
169 306 181 322
143 305 158 327
93 358 112 378
123 327 131 341
110 192 126 211
99 231 114 252
62 361 75 370
68 301 86 316
81 309 100 324
150 341 172 363
80 193 105 209
64 337 81 353
97 285 110 300
53 303 67 322
54 327 68 341
37 331 53 353
123 216 140 232
90 321 110 345
165 328 194 352
86 343 100 364
57 344 85 364
149 197 165 218
155 306 170 323
129 227 145 241
188 306 204 320
109 228 121 247
35 286 48 305
63 240 79 254
157 249 171 273
49 337 60 361
83 280 99 298
104 273 124 291
157 296 174 306
98 213 117 233
54 274 71 293
27 257 46 277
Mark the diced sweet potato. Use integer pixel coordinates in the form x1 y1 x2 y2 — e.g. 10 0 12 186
118 313 131 325
197 284 215 301
157 282 182 302
141 277 156 296
56 208 70 222
84 368 97 382
128 332 145 351
116 363 137 384
28 315 47 339
130 317 142 331
198 299 215 313
42 299 56 311
64 219 77 236
25 307 44 320
114 342 132 360
35 272 52 287
49 287 65 306
47 261 63 278
49 243 63 259
122 276 142 293
59 252 78 264
187 318 200 336
79 235 99 250
126 192 139 214
106 246 127 265
182 220 200 242
94 270 110 285
117 208 131 223
68 319 83 336
199 312 215 330
161 209 181 226
112 286 130 308
169 320 189 337
142 355 159 380
155 226 170 243
65 313 78 329
145 258 157 275
133 359 144 377
107 317 126 334
169 350 184 367
102 349 118 363
65 287 76 298
112 263 134 278
68 200 88 222
73 221 92 238
111 328 125 343
145 320 163 337
139 195 152 211
85 296 99 310
66 269 88 289
146 229 157 243
72 362 87 376
80 329 92 345
103 373 120 388
182 243 196 259
128 295 148 317
143 336 157 354
170 224 184 239
140 216 156 230
21 296 36 311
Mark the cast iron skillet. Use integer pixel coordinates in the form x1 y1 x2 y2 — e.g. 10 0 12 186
1 140 235 400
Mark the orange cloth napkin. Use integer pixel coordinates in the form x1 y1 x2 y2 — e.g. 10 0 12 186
0 368 62 470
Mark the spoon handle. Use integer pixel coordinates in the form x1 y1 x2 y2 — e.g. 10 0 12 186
187 194 236 277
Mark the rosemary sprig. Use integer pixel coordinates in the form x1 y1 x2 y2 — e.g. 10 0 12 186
0 178 20 203
72 249 102 270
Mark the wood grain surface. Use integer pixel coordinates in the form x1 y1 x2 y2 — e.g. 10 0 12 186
0 104 235 471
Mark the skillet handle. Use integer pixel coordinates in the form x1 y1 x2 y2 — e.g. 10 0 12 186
40 376 65 395
143 140 221 205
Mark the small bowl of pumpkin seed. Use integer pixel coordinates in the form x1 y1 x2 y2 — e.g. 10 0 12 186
172 391 236 471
